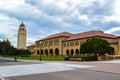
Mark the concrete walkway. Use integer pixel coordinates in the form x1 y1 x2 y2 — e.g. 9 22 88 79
59 60 120 74
0 62 93 77
0 59 120 80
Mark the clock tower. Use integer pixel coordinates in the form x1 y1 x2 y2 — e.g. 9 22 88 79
17 22 26 49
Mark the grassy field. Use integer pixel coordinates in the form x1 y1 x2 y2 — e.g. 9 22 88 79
0 56 65 61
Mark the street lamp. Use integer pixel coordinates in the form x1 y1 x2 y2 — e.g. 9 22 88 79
39 42 42 61
33 48 36 56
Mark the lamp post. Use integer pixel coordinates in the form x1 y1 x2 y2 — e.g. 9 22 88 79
39 42 42 61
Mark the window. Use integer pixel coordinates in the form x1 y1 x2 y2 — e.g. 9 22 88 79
80 40 84 44
49 40 53 46
70 42 74 46
44 41 48 47
67 42 69 46
37 43 39 48
64 43 66 47
54 39 59 45
75 41 79 46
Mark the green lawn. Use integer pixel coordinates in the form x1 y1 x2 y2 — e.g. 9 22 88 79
17 57 64 61
0 56 64 61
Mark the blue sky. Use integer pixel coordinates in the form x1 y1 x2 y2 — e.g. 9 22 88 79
0 0 120 47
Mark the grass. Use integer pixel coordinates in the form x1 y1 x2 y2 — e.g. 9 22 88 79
0 56 65 61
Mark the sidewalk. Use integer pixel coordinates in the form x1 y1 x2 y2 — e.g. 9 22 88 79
17 59 120 74
58 60 120 74
84 61 120 74
21 59 120 74
1 58 120 75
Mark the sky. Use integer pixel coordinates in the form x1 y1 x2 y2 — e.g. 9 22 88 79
0 0 120 47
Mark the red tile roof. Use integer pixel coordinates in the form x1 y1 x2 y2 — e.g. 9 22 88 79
20 22 25 26
64 30 117 41
36 32 73 42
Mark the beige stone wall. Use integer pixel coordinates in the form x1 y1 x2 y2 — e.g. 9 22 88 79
27 46 36 56
103 38 119 55
110 43 119 55
29 36 120 56
63 38 119 56
35 37 68 56
63 39 86 56
117 38 120 55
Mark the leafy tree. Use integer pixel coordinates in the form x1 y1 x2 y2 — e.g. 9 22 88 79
0 39 31 57
80 37 114 58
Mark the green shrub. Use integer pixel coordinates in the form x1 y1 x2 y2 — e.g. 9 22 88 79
68 55 97 61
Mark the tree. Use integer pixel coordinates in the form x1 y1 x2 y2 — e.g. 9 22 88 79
80 37 114 57
0 39 31 57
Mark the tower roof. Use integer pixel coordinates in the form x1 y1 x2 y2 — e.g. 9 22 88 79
20 22 25 26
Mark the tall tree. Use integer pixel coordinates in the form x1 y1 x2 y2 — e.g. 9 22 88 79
80 37 114 57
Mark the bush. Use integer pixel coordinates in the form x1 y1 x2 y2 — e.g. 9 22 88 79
67 55 97 61
82 56 97 61
64 56 69 61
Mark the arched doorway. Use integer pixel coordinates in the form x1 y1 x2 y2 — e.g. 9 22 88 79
71 49 74 55
75 49 79 55
49 49 53 56
55 48 59 56
45 49 48 56
66 50 69 56
40 49 43 55
37 50 39 55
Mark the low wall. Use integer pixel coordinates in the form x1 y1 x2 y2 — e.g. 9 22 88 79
98 55 120 61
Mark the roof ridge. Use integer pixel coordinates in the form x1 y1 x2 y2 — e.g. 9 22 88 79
36 31 73 41
64 30 117 41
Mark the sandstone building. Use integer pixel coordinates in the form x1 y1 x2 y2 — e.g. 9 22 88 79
17 22 27 49
27 30 120 56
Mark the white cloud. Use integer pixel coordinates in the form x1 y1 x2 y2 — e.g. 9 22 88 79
0 0 120 47
0 13 19 47
103 0 120 23
27 37 37 45
36 0 95 22
105 27 120 33
0 0 24 10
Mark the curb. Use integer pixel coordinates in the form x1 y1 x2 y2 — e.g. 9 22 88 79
80 68 120 75
0 75 5 80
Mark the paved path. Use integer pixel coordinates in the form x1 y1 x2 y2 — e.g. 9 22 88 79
0 58 17 62
8 69 120 80
59 60 120 74
0 62 93 77
0 59 120 80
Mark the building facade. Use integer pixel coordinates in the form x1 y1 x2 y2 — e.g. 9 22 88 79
17 22 27 49
27 30 120 56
